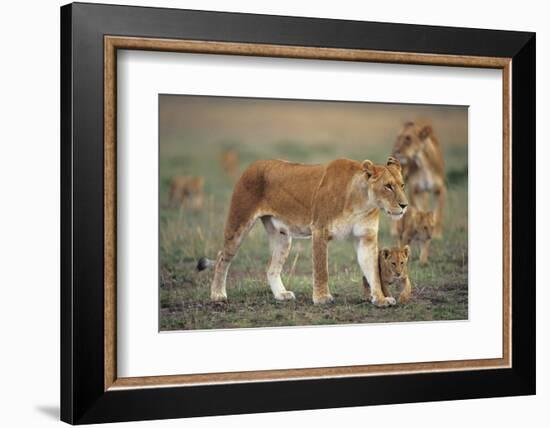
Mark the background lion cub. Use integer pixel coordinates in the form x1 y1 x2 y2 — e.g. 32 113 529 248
168 175 204 209
392 121 446 238
396 206 435 265
363 246 412 304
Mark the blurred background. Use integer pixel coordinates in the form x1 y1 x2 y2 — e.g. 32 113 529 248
159 94 468 330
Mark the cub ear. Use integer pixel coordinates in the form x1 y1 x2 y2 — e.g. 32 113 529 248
362 160 376 178
418 125 433 140
381 248 391 260
386 156 401 171
402 245 410 259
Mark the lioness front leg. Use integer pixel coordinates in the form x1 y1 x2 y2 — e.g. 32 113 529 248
311 229 334 305
362 275 392 299
410 188 425 209
362 276 371 301
355 237 396 307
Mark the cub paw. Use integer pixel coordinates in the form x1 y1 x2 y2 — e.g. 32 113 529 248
313 294 335 305
275 291 296 301
399 293 411 304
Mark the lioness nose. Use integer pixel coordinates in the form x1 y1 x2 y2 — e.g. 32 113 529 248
399 203 408 210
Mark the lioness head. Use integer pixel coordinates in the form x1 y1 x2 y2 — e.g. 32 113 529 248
393 121 433 164
362 156 408 220
414 210 435 240
380 246 410 283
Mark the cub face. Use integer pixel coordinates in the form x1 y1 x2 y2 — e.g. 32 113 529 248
380 246 410 284
362 156 408 220
169 176 205 209
414 210 435 241
392 122 433 164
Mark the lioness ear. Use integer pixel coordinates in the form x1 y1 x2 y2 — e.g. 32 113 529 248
403 245 410 259
419 125 433 140
362 160 376 178
381 248 391 260
386 156 401 172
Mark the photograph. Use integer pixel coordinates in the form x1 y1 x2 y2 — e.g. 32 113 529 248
54 2 536 425
159 95 468 331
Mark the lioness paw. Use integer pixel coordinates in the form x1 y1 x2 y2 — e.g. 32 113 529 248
274 291 296 301
372 295 396 307
211 292 228 302
313 294 335 305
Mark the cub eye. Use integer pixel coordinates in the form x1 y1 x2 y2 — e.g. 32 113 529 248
392 262 397 267
385 184 393 191
400 184 405 190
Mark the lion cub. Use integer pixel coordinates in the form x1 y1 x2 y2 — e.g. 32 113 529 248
363 246 412 304
396 206 435 265
168 175 204 209
220 149 239 180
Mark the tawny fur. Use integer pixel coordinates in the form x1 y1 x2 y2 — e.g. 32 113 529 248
396 206 435 265
206 157 409 306
169 176 204 209
363 246 412 304
392 121 446 238
220 150 239 180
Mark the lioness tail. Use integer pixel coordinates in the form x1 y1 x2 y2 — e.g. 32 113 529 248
196 257 215 271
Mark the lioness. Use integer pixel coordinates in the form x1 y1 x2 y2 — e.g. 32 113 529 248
393 122 445 237
168 175 204 209
363 246 412 304
396 206 435 265
198 157 408 307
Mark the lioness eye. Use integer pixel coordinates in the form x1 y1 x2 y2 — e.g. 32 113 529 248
385 184 393 191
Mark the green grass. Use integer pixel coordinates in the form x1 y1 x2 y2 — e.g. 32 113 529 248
159 130 468 331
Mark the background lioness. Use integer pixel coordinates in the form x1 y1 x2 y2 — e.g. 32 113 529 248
393 122 446 238
200 157 408 306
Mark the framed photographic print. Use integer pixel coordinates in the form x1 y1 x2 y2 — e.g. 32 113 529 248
60 2 535 424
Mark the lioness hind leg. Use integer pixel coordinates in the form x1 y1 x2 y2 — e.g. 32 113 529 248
210 214 258 302
262 217 295 301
